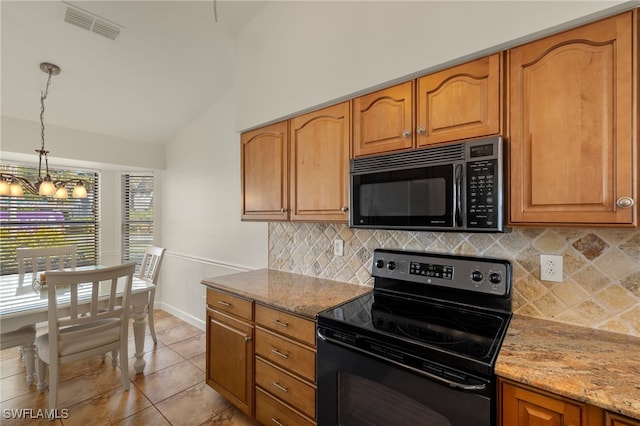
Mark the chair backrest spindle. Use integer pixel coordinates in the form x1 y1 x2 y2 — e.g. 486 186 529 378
16 246 77 276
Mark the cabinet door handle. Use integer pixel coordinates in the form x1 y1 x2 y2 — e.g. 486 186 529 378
401 129 411 138
217 300 231 307
244 335 252 343
271 349 289 359
271 418 285 426
272 319 289 328
416 126 425 135
280 208 287 213
617 197 635 208
272 382 289 393
340 206 349 213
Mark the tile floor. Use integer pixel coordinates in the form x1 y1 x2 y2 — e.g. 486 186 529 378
0 310 262 425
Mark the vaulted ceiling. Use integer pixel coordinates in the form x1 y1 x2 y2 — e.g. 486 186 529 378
1 1 267 144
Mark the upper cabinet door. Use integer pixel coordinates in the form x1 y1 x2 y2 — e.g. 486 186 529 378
290 102 351 222
417 54 503 146
509 11 636 226
241 121 289 221
352 81 414 157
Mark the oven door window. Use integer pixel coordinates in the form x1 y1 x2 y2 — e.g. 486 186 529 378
352 164 453 227
339 373 451 426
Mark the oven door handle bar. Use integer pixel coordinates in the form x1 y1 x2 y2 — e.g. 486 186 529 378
317 329 487 393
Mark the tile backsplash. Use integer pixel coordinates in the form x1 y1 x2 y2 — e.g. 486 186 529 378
269 223 640 337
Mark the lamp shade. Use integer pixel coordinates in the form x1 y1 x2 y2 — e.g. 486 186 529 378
72 181 87 198
55 186 68 198
0 180 9 196
10 182 24 196
39 179 55 196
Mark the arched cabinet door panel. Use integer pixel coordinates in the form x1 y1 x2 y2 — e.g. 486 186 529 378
509 11 636 226
241 121 289 221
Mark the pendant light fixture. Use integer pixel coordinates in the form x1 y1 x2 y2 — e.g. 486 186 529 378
0 62 88 198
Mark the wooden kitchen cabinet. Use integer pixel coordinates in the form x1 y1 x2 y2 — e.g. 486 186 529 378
241 121 289 221
254 304 317 424
206 289 254 417
353 81 415 157
289 101 350 222
508 11 637 226
500 379 586 426
417 53 502 147
499 378 640 426
606 412 640 426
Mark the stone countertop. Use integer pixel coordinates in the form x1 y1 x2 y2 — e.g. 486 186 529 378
496 314 640 420
201 268 371 320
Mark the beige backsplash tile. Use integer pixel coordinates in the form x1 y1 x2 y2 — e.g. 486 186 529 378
268 223 640 337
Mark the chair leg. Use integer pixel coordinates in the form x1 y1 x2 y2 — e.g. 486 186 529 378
22 343 36 385
36 357 46 393
48 363 59 413
148 288 157 344
119 343 130 391
111 350 118 368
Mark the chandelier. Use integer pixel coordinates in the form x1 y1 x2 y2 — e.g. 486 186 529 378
0 63 88 198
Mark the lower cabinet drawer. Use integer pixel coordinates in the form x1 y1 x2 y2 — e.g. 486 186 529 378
255 327 316 382
256 387 315 426
255 357 316 419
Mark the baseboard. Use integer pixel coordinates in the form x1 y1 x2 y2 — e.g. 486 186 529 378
156 301 205 331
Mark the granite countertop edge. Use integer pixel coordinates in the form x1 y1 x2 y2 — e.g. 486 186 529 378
495 314 640 420
200 268 371 320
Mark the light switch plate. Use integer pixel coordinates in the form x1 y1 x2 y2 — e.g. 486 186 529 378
333 239 344 256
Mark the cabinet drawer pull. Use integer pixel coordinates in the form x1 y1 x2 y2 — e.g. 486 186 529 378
272 319 289 328
271 418 285 426
218 300 231 307
617 197 635 208
271 349 289 359
271 381 289 393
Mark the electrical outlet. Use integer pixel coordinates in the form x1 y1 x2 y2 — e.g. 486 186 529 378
540 254 563 282
333 239 344 256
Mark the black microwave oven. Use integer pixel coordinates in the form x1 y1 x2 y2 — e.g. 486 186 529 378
349 136 505 232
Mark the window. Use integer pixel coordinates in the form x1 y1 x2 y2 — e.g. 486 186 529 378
0 163 99 275
121 173 154 271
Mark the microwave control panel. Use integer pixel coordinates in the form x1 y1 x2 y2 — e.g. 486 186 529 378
466 159 498 229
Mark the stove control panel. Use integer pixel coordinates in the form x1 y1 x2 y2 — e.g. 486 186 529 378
372 249 511 297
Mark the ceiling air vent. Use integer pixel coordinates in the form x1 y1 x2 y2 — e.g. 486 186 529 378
62 2 123 40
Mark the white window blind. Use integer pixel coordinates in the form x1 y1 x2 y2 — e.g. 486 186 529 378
0 163 100 275
121 173 154 271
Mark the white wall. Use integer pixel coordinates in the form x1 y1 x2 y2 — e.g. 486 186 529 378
235 1 632 131
159 88 268 328
1 116 164 170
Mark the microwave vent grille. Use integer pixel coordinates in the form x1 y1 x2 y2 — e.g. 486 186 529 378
351 143 465 174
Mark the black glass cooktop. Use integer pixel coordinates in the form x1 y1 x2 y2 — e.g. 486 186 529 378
317 290 511 375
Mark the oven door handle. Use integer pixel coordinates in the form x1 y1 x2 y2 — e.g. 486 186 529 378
317 329 487 393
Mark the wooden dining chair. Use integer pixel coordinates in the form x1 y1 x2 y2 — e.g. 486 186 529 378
0 245 78 385
138 246 165 344
34 262 136 414
16 245 77 275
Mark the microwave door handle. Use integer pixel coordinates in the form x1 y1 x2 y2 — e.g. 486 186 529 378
454 164 463 228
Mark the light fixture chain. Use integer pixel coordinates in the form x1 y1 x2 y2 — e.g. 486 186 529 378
38 70 53 180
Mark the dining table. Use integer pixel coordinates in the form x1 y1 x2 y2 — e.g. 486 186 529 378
0 266 155 385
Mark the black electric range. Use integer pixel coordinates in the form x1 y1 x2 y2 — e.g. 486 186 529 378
316 249 513 426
